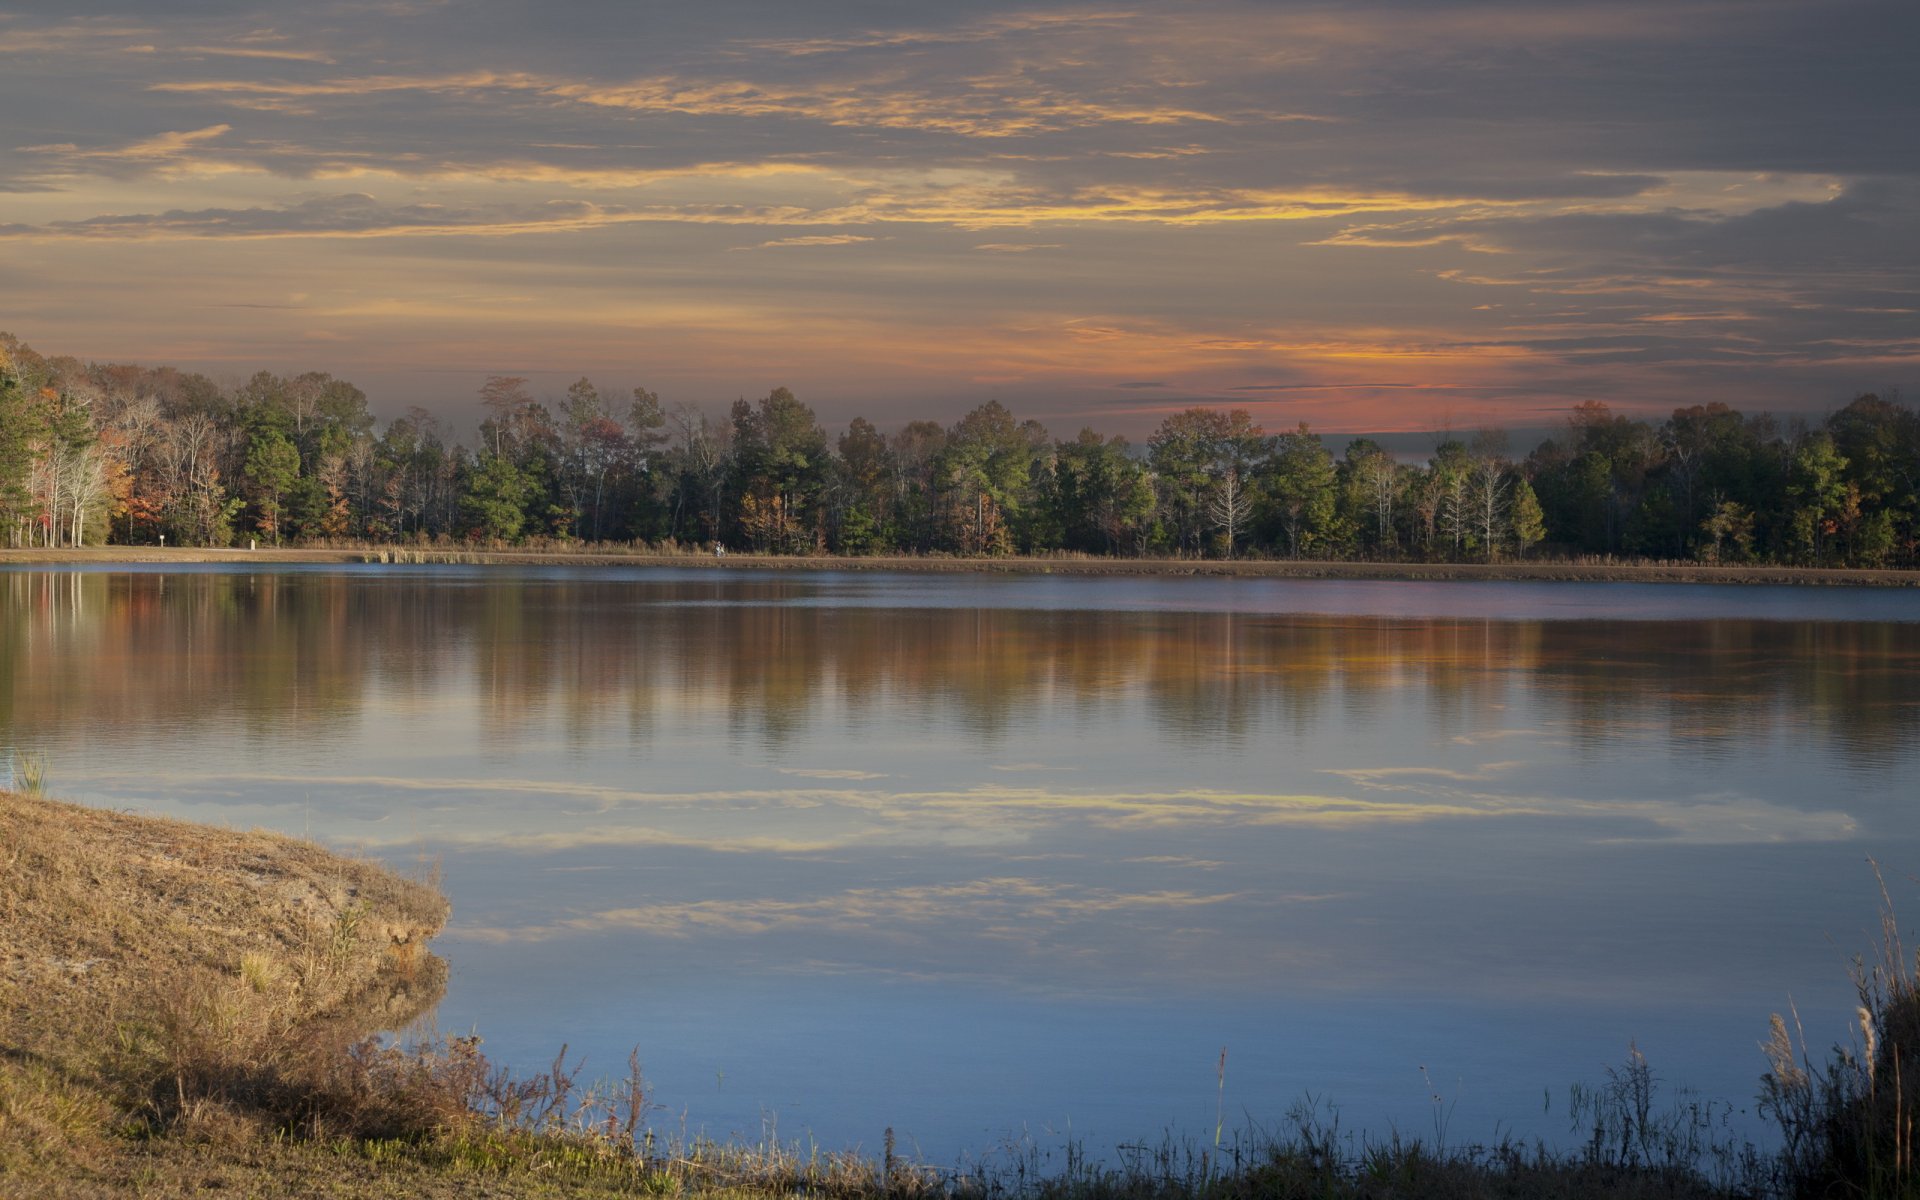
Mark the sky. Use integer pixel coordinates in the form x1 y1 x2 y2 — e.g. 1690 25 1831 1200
2 0 1916 436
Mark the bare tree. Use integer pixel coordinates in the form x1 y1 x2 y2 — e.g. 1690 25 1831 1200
1437 470 1472 555
1468 429 1512 561
1208 467 1250 559
1470 461 1510 560
155 410 237 544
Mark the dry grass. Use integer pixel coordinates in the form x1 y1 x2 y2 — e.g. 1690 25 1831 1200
1760 863 1920 1198
0 788 448 1188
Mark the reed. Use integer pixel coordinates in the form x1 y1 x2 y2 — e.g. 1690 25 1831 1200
1761 860 1920 1197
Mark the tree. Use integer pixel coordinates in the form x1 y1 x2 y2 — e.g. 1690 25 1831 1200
1470 461 1510 560
376 408 452 539
834 416 895 553
1053 429 1153 555
731 387 828 552
1699 500 1755 563
552 377 637 541
1826 393 1918 566
888 420 946 552
1341 438 1400 556
657 403 729 545
1468 430 1512 561
479 376 537 458
1209 467 1250 558
937 401 1047 556
1147 409 1266 556
1264 423 1340 557
243 429 301 544
37 390 112 547
312 451 353 538
1428 439 1474 559
155 410 240 545
105 393 168 544
0 360 39 544
1510 479 1546 558
1529 402 1662 554
1786 433 1850 563
460 453 532 542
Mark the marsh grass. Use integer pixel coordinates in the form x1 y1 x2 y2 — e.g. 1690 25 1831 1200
4 750 43 796
957 1082 1764 1200
1760 862 1920 1197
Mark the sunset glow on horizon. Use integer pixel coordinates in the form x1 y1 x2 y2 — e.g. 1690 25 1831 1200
4 1 1915 436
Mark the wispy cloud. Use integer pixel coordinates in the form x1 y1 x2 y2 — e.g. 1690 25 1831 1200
180 45 336 63
21 124 233 165
151 66 1252 138
732 234 877 251
0 195 658 242
740 10 1143 58
457 875 1250 943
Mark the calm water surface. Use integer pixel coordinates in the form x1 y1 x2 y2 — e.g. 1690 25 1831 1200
7 565 1919 1163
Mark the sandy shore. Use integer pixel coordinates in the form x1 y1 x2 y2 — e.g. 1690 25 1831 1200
1 544 1917 587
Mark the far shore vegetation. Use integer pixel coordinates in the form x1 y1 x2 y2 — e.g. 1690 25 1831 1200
4 332 1919 574
3 783 1918 1197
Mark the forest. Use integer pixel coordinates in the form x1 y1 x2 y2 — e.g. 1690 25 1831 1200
2 331 1916 567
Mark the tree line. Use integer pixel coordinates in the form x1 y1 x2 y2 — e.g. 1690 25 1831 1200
2 333 1915 567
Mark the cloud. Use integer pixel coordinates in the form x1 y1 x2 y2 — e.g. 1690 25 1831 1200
179 45 336 63
21 124 233 165
778 767 889 780
741 10 1142 58
151 65 1252 139
1326 762 1529 788
0 194 658 241
732 234 877 251
1226 382 1534 392
1 170 1721 245
0 19 156 57
457 875 1252 943
549 75 1242 138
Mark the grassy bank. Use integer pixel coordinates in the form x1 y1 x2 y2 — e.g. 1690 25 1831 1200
2 544 1919 587
0 788 453 1195
3 790 1916 1197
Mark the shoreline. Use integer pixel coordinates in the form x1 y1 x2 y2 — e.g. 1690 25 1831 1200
2 544 1918 587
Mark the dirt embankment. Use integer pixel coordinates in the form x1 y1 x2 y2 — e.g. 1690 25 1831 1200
2 545 1918 587
0 790 445 1033
0 790 447 1194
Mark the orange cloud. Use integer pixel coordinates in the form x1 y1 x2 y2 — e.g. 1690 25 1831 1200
742 9 1142 57
179 45 336 63
152 65 1265 138
20 123 233 164
731 234 879 250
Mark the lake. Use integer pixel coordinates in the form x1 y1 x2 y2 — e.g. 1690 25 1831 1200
5 565 1918 1166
